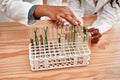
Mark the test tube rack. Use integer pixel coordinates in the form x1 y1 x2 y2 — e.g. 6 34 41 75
29 22 91 71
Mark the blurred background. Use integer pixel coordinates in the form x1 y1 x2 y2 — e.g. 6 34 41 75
0 0 67 22
0 0 119 23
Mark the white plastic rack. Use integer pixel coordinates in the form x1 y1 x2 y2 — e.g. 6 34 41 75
29 26 91 71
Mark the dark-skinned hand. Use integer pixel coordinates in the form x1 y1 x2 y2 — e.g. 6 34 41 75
88 28 102 43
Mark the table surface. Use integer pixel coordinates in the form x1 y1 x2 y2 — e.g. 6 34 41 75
0 17 120 80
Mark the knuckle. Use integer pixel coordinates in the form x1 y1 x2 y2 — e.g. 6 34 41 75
64 6 69 10
61 6 68 11
95 29 99 32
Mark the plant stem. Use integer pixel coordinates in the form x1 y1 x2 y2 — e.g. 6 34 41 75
58 33 61 47
44 27 49 53
44 26 48 45
34 28 39 45
83 26 87 42
30 38 34 46
71 26 76 43
40 35 43 45
73 26 76 42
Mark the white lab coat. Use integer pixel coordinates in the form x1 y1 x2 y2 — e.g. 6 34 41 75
68 0 120 34
0 0 43 25
47 0 62 6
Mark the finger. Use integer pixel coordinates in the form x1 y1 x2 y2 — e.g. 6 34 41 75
59 19 65 28
92 29 99 36
59 13 79 26
91 39 99 43
56 15 64 27
68 8 81 27
91 33 101 43
55 15 60 25
60 21 64 28
58 18 63 26
88 28 95 32
72 15 81 27
92 33 102 40
55 20 59 28
58 21 64 28
88 28 99 36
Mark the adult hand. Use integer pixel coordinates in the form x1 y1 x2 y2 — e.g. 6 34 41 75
34 5 81 27
88 28 102 43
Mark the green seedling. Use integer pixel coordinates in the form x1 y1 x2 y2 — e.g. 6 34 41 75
34 28 39 45
73 26 77 42
44 27 49 53
58 33 61 47
58 33 61 43
71 26 76 43
44 26 48 45
30 38 34 46
40 35 43 45
83 26 87 42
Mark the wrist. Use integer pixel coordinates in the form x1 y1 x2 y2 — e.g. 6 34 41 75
34 5 49 19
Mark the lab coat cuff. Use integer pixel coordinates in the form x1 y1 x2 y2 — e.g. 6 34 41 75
28 5 40 20
28 5 38 25
88 23 112 34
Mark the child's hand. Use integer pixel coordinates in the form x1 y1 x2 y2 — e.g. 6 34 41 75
88 28 102 43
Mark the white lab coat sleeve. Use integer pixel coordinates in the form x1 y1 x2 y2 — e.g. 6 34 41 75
67 0 81 9
0 0 33 25
91 3 120 34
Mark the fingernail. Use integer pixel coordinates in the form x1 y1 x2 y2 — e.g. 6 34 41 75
75 21 78 25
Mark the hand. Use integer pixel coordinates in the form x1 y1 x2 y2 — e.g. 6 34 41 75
88 28 102 43
34 5 81 27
